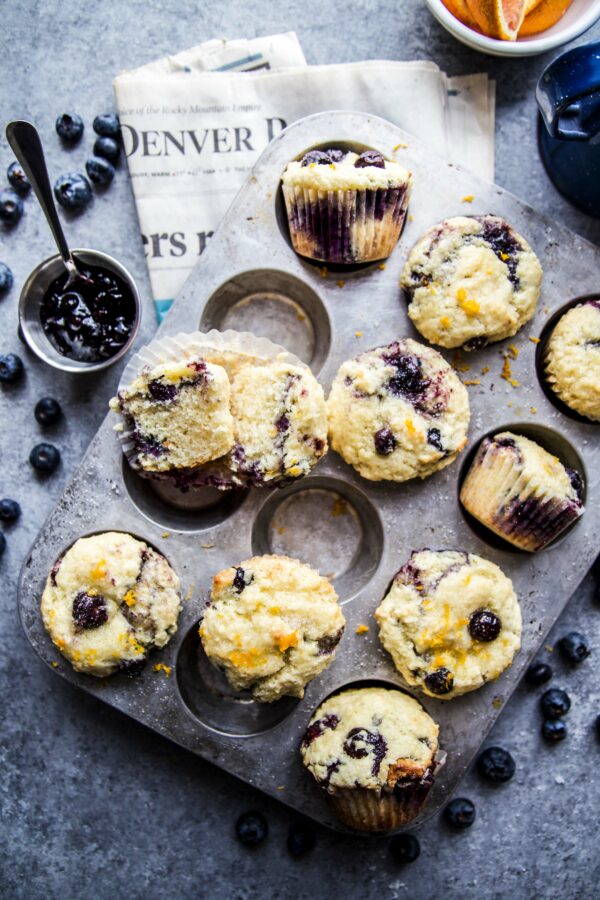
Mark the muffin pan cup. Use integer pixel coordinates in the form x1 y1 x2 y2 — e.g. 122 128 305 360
18 111 600 833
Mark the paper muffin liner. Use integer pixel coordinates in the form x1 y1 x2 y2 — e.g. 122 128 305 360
282 183 410 264
112 329 307 487
460 437 584 552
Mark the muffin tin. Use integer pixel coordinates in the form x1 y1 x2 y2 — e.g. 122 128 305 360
18 111 600 833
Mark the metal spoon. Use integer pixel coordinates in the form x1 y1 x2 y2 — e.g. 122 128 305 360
5 119 90 288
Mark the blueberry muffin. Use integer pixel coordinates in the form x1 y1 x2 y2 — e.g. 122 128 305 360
110 357 234 473
326 339 470 482
199 555 344 702
282 148 412 264
376 550 521 699
460 432 585 551
40 532 181 676
400 215 543 350
300 687 441 832
544 300 600 421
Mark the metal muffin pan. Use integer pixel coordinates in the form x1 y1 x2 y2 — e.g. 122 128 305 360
18 111 600 833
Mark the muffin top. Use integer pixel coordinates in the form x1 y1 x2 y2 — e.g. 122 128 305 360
282 148 412 191
40 532 181 677
544 300 600 421
326 339 470 482
199 555 344 703
300 687 439 792
400 215 542 350
376 550 521 699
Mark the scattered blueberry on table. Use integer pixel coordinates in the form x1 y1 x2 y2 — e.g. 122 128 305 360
596 714 600 739
476 746 515 783
34 397 62 426
558 631 591 664
235 811 268 847
540 688 571 719
0 188 24 225
93 113 121 139
287 821 316 857
389 833 420 864
0 262 14 295
444 797 476 829
55 113 84 143
0 353 24 382
7 161 30 195
53 173 92 212
86 156 115 186
0 533 6 558
94 136 120 164
525 661 553 687
542 719 567 743
0 499 21 523
29 443 61 474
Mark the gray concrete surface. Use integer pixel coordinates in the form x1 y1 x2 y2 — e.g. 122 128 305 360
1 2 599 897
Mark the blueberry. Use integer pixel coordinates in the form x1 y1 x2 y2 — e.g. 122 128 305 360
93 113 121 139
444 798 476 829
119 657 147 676
389 833 420 864
326 149 345 162
427 427 444 452
0 262 13 295
0 532 5 557
233 566 253 593
235 811 268 847
558 631 591 664
94 136 120 164
287 821 316 857
374 426 397 455
542 719 567 742
425 667 454 695
476 746 515 783
7 161 31 195
85 157 115 187
354 150 386 169
469 609 501 642
0 189 24 225
0 353 24 383
0 499 21 523
525 661 553 687
56 113 84 143
72 591 108 630
596 714 600 739
301 150 333 167
53 173 92 212
29 443 61 474
541 688 571 719
35 397 62 426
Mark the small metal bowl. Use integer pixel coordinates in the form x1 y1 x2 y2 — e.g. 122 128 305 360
19 248 141 374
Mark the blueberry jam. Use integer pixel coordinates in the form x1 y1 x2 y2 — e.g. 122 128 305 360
40 264 136 362
72 591 108 630
302 713 339 748
475 216 521 289
316 627 344 656
343 727 387 775
384 349 429 401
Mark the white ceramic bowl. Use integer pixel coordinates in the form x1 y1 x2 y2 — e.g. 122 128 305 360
425 0 600 56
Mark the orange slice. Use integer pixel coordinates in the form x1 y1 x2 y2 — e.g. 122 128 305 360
525 0 544 11
442 0 480 28
519 0 574 35
465 0 527 39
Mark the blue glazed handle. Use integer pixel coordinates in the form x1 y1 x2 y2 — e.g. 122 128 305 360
536 40 600 141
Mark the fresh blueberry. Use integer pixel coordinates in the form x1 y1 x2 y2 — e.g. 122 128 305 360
85 156 115 187
541 688 571 719
287 821 316 857
0 533 5 557
0 262 14 295
558 631 591 664
469 609 501 642
56 113 84 143
374 426 397 455
354 150 386 169
389 833 420 864
7 161 31 195
94 136 121 164
444 798 476 829
595 714 600 739
525 661 553 687
53 173 92 212
476 746 515 783
235 811 268 847
0 499 21 523
29 443 61 474
0 189 24 225
542 719 567 742
72 591 108 630
35 397 62 426
0 353 24 383
301 150 333 167
425 667 454 695
93 113 121 139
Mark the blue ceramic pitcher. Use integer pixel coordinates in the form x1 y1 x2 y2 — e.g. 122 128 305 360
537 40 600 218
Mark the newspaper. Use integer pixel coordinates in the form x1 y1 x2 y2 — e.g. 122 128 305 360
114 34 495 320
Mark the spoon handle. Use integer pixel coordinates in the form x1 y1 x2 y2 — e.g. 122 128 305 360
5 120 73 267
